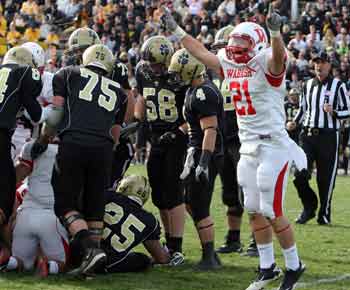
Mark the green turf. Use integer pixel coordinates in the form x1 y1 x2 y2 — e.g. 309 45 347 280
1 165 349 290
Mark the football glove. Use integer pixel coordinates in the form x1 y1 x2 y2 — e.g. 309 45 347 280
158 128 186 146
180 147 196 182
160 7 187 40
195 150 212 186
168 252 185 266
30 140 48 160
266 4 282 35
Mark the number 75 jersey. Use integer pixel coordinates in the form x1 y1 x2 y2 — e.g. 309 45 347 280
217 47 289 143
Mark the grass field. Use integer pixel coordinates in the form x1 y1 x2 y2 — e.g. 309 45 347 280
0 165 349 290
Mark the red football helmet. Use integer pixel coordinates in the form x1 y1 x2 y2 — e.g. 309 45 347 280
225 22 268 64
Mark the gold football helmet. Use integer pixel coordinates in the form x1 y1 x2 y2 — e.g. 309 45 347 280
3 46 35 67
82 44 114 74
168 48 205 85
116 175 151 205
140 35 174 77
212 25 234 51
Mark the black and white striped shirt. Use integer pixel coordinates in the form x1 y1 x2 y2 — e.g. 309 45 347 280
294 76 350 130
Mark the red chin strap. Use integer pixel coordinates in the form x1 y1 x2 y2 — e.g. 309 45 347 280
225 46 252 64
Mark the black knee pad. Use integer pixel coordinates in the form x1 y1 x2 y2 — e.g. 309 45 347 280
165 188 184 210
151 191 167 210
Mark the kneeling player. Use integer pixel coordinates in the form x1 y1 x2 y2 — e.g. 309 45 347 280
3 139 68 276
71 175 176 273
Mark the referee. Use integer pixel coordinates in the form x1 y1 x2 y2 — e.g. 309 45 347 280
288 51 350 225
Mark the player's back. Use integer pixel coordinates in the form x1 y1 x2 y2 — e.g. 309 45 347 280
135 61 186 136
218 48 288 144
0 63 42 131
103 190 159 267
53 66 127 146
19 140 57 209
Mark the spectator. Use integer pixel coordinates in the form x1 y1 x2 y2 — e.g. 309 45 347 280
186 0 203 16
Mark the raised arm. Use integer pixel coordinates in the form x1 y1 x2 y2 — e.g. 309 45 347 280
161 7 222 75
266 4 285 76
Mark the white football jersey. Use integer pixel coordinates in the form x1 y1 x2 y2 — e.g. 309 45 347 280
38 71 54 105
18 141 57 209
218 47 289 152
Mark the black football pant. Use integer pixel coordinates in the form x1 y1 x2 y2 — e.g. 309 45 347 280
52 142 113 221
341 126 349 173
0 129 15 222
218 142 243 217
295 130 339 223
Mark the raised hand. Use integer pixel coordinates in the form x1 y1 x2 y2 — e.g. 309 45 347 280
160 6 178 32
266 3 282 33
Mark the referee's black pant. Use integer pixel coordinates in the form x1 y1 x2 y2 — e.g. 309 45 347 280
295 128 339 223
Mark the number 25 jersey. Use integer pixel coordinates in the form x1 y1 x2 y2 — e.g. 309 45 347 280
135 61 187 135
218 47 289 144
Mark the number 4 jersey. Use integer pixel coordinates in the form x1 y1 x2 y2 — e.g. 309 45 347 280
102 191 161 270
53 66 128 146
217 47 289 147
135 61 187 137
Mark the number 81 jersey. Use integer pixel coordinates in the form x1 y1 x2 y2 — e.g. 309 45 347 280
217 47 289 144
135 61 187 135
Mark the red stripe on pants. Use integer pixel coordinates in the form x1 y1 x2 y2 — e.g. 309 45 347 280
273 162 289 218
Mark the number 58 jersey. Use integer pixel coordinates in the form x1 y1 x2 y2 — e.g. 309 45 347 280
135 61 187 135
217 48 289 146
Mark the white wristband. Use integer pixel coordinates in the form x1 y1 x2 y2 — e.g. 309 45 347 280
174 26 187 41
269 29 281 38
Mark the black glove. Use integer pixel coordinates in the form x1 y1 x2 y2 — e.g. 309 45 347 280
195 150 212 186
159 128 186 146
30 141 48 160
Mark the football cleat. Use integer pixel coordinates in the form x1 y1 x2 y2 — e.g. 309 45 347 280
0 248 10 271
295 211 315 224
278 262 306 290
243 238 259 257
196 252 222 271
246 263 282 290
217 240 243 254
168 252 185 266
68 248 106 276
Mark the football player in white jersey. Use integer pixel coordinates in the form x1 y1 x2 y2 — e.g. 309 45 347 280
161 5 306 290
3 138 68 276
12 42 54 159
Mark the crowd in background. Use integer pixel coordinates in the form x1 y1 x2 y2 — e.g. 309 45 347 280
0 0 349 172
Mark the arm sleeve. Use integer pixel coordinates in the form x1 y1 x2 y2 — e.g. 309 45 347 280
192 85 221 119
18 141 34 169
114 89 128 125
111 62 131 90
293 84 307 125
134 62 144 93
335 83 350 119
145 218 161 241
52 68 68 98
20 67 43 123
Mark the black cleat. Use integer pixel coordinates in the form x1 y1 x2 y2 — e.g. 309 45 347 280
278 262 306 290
295 211 315 224
196 252 222 271
246 263 282 290
217 240 243 254
243 238 259 257
68 248 106 276
317 215 331 225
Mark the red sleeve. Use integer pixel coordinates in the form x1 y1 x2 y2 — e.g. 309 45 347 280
265 53 287 87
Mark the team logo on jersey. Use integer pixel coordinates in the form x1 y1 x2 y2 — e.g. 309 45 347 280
178 53 189 65
160 44 170 56
226 67 254 78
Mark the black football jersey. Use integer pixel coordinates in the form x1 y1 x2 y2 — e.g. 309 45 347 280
135 61 187 136
111 61 131 90
208 70 239 144
0 64 42 131
184 79 225 153
102 191 160 269
284 101 299 122
53 66 128 146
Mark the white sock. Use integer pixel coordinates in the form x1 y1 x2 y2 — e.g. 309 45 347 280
282 245 300 271
257 242 275 269
48 261 59 274
6 256 18 270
